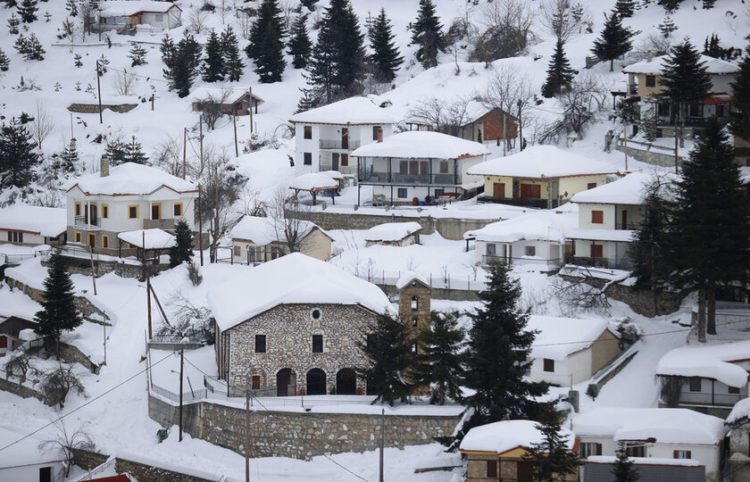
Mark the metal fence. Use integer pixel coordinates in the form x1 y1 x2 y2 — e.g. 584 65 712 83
351 267 488 291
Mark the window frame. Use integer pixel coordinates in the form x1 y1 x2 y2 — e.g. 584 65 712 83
101 204 109 219
673 449 692 459
128 205 139 219
397 188 408 199
645 75 656 87
689 377 702 392
591 210 604 224
102 235 109 248
525 245 536 257
543 358 555 372
173 202 183 217
254 334 266 353
75 202 81 217
303 125 312 140
486 460 498 478
303 152 312 165
151 203 162 220
579 442 602 458
312 334 323 353
75 231 82 243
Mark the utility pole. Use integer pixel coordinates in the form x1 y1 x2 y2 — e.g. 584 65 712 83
623 116 628 172
248 88 254 135
233 107 239 157
96 60 103 124
199 115 204 171
674 106 679 174
183 127 187 180
379 408 385 482
245 390 250 482
213 166 219 264
102 324 107 365
179 347 184 442
517 99 523 151
144 230 152 339
88 246 97 295
198 186 204 267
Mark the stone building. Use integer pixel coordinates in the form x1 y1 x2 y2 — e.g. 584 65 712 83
397 272 432 396
209 253 395 396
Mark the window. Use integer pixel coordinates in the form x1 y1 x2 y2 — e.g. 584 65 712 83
579 442 602 458
312 334 323 353
625 444 645 458
658 102 670 117
128 205 139 219
645 75 656 87
372 126 382 140
303 152 312 165
88 233 96 247
397 188 408 198
689 377 702 392
234 245 241 257
255 334 266 353
75 231 81 243
303 125 312 139
341 153 349 167
543 358 555 372
673 450 692 459
411 296 419 311
439 160 449 174
312 309 321 320
591 210 604 224
102 235 109 248
486 460 498 478
75 202 81 216
412 318 418 328
151 203 161 220
591 244 603 258
587 182 597 190
7 231 23 243
729 385 740 394
101 204 109 218
413 342 418 353
39 466 51 482
525 246 536 256
174 202 183 217
399 161 408 174
248 246 256 262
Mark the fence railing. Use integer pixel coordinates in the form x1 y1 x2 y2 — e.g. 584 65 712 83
570 256 634 271
349 267 488 291
319 139 361 150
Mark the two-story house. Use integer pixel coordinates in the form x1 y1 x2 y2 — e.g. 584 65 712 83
352 131 489 206
63 159 198 257
289 97 397 176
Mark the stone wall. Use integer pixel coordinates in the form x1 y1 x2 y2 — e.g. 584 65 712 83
614 142 684 168
3 275 111 322
148 394 462 461
71 448 221 482
0 377 45 403
379 284 480 302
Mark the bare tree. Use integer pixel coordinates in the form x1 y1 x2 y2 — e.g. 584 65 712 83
407 96 474 136
539 0 578 42
39 421 95 477
32 102 54 152
152 134 183 176
471 0 535 62
40 365 85 409
267 187 309 254
113 68 136 95
279 0 297 31
237 11 253 39
189 10 208 34
634 33 671 60
539 73 608 142
481 66 534 150
196 89 231 130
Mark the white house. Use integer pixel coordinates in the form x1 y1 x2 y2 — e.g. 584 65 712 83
353 131 489 206
96 1 182 33
0 426 65 482
63 160 198 257
229 215 332 264
364 222 422 247
573 407 726 482
527 315 620 386
0 205 66 246
289 97 397 176
465 207 578 268
656 339 750 417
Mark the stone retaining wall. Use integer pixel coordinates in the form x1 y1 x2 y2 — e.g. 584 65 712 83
0 377 45 403
3 275 110 322
71 449 220 482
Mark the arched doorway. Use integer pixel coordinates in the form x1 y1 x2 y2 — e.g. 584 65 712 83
276 368 296 396
336 368 357 395
306 368 326 395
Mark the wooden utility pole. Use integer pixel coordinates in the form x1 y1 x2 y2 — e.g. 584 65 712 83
102 324 107 365
517 100 523 151
198 186 204 266
623 117 629 172
150 94 155 111
88 247 97 295
379 408 385 482
183 128 187 180
245 391 251 482
179 347 184 442
213 165 219 264
96 60 103 124
144 230 152 339
233 107 239 157
199 115 204 171
248 87 254 135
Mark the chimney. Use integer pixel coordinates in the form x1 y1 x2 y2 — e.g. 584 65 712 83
100 156 110 177
377 128 383 143
647 50 653 62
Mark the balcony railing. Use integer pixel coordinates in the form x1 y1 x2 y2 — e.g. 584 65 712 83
571 256 634 270
319 139 361 150
319 162 357 176
679 391 745 407
359 172 460 185
74 216 99 227
615 223 640 230
143 218 176 230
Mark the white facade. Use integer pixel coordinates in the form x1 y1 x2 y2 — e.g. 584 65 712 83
475 239 566 269
529 344 594 386
97 2 182 32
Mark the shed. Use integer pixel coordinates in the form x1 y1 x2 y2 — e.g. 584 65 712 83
364 222 423 247
0 315 37 355
229 215 332 263
191 87 264 116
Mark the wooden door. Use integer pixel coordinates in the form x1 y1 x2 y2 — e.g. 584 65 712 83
88 233 96 248
151 204 161 220
591 244 603 258
517 461 533 482
493 183 505 199
331 152 339 170
520 183 541 200
621 210 628 229
486 243 496 257
341 127 349 149
251 376 261 390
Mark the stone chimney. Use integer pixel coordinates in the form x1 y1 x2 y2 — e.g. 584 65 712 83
100 156 110 177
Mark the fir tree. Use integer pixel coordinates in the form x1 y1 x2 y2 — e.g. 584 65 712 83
34 250 82 359
160 34 176 66
57 139 78 172
542 40 575 98
630 178 672 297
296 84 319 113
615 0 636 18
221 26 244 82
163 32 202 98
703 34 731 60
125 136 148 164
368 8 403 83
522 412 582 482
0 48 8 71
658 16 677 39
74 53 82 68
65 0 77 17
0 117 39 188
104 138 128 165
7 13 19 34
410 0 445 68
661 40 711 135
2 0 17 7
287 14 311 69
246 0 286 83
591 11 633 71
412 312 465 405
170 219 194 267
730 47 750 141
657 0 683 12
128 43 148 67
612 442 640 481
202 30 225 82
357 313 416 406
17 0 37 23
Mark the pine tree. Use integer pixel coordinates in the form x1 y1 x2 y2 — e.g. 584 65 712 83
0 118 39 188
25 33 44 60
7 13 19 34
57 139 78 172
246 0 286 83
202 30 225 82
522 412 582 482
125 137 148 164
2 0 17 7
170 219 194 267
542 40 575 98
412 311 465 405
296 84 320 113
591 11 633 71
657 0 683 12
410 0 445 68
0 48 8 71
730 47 750 141
368 8 403 83
612 442 640 481
128 43 148 67
661 40 711 136
17 0 37 23
669 118 750 340
163 32 202 98
630 178 672 296
357 313 416 406
104 139 128 165
221 26 244 82
34 250 82 359
615 0 636 18
160 34 176 65
287 14 311 69
65 0 77 17
658 16 677 39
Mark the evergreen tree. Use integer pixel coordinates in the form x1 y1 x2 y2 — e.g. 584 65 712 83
657 0 683 12
368 8 403 83
410 0 445 68
202 30 225 82
17 0 37 23
128 43 148 67
7 13 19 34
34 250 82 359
170 219 194 267
2 0 17 8
669 118 750 340
702 0 716 8
658 16 677 39
0 118 39 188
26 32 44 60
160 34 176 65
57 139 78 172
65 0 77 17
221 26 244 82
357 313 416 406
630 178 672 297
0 48 8 71
125 136 148 164
412 311 465 405
246 0 286 83
163 32 202 98
612 442 640 482
730 47 750 141
591 11 633 72
615 0 636 18
661 40 711 138
542 40 575 98
522 413 582 482
287 14 311 69
104 139 128 165
296 84 319 113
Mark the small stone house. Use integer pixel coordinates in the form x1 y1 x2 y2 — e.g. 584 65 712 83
0 205 66 247
364 222 422 247
229 215 332 264
460 419 577 482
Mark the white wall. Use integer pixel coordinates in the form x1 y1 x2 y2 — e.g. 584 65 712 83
578 203 616 230
294 123 394 173
0 461 64 482
528 349 592 386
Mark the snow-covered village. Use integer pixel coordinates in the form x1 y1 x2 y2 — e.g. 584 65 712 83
0 0 750 480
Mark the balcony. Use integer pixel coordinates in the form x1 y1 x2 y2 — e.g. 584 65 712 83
359 172 460 186
143 218 176 230
319 139 361 151
319 162 357 176
571 256 633 270
74 216 99 228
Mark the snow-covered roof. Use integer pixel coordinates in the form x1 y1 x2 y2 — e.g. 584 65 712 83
571 172 650 205
64 163 197 196
365 222 422 243
117 229 176 249
351 131 488 160
0 426 64 469
656 340 750 388
727 398 750 425
468 146 618 178
566 228 635 243
573 408 726 445
396 271 430 290
230 215 323 245
623 54 740 75
289 97 397 125
465 209 577 244
586 456 701 467
208 253 394 331
460 419 574 453
528 315 614 360
99 1 180 16
0 205 66 237
740 166 750 185
289 172 339 191
190 86 263 103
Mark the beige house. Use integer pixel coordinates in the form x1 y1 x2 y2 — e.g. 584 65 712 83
229 215 332 264
469 146 617 208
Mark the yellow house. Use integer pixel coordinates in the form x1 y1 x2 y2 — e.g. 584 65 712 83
468 146 618 209
460 420 578 482
229 215 332 264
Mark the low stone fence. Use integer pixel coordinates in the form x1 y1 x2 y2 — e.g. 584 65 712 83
0 377 45 403
3 275 110 322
